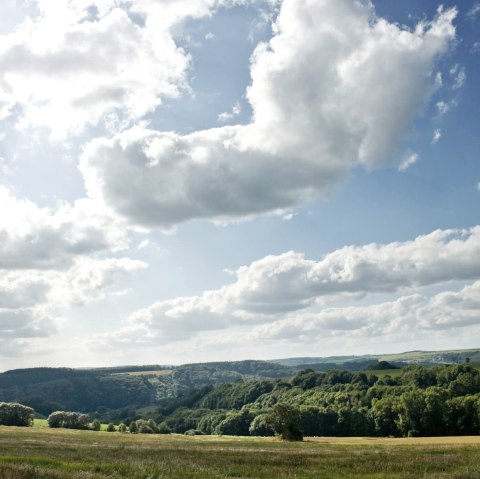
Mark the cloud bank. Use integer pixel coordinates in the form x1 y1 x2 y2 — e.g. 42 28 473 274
98 226 480 347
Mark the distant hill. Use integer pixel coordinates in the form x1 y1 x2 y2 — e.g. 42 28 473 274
271 348 480 367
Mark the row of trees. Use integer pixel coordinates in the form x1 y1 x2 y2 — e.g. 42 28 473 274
0 402 34 426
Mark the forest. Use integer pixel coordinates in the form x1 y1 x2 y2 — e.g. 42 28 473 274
2 361 480 438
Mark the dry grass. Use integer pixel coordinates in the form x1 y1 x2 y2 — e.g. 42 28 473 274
2 426 480 478
116 370 173 377
306 436 480 445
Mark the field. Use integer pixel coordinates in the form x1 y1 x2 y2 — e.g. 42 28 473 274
113 370 173 377
2 427 480 478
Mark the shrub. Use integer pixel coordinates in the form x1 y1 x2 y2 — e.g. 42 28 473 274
90 419 101 431
47 411 90 430
0 402 35 427
157 422 171 434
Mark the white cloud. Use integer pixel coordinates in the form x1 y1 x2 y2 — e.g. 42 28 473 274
467 3 480 20
0 187 127 269
218 102 242 122
0 308 58 339
436 97 459 117
449 63 466 90
97 225 480 346
0 256 147 349
398 152 418 172
80 1 457 227
0 0 250 138
0 274 50 309
432 128 441 143
0 186 147 347
47 257 148 308
246 280 480 342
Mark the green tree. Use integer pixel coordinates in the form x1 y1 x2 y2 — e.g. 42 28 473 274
249 414 275 436
0 402 35 427
370 396 400 437
90 419 101 431
128 420 137 433
265 403 303 441
396 391 426 437
216 410 253 436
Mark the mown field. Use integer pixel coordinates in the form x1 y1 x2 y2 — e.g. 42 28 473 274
1 426 480 478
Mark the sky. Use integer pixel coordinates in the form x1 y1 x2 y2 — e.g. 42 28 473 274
0 0 479 371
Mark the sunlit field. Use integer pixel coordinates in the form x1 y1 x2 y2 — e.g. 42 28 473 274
1 426 480 479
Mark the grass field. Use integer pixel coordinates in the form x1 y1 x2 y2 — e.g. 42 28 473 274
2 427 480 478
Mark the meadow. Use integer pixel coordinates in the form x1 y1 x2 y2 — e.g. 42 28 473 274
1 425 480 478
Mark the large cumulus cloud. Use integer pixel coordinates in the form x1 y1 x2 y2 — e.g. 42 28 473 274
81 1 456 227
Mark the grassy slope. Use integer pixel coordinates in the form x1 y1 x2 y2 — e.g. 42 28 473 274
273 348 480 367
1 426 480 478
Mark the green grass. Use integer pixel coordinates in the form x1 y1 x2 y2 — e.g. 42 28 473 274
33 419 49 428
2 427 480 478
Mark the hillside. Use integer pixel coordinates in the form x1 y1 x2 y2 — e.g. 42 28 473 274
0 360 297 418
271 348 480 367
1 348 478 423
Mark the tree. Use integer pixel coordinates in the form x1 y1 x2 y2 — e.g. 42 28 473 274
249 414 275 437
106 423 116 432
118 423 127 433
91 419 101 431
47 411 90 429
156 422 171 434
215 410 253 436
128 420 137 433
0 402 35 427
396 391 426 437
265 403 303 441
370 396 400 437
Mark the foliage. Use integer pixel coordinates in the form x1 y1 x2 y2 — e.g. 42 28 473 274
90 419 101 431
0 402 34 427
248 413 274 436
266 403 303 441
47 411 90 429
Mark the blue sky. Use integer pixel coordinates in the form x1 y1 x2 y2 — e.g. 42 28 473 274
0 0 479 370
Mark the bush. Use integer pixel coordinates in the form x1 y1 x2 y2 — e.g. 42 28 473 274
47 411 90 429
157 422 171 434
106 423 116 432
118 423 127 433
90 419 101 431
0 402 35 427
